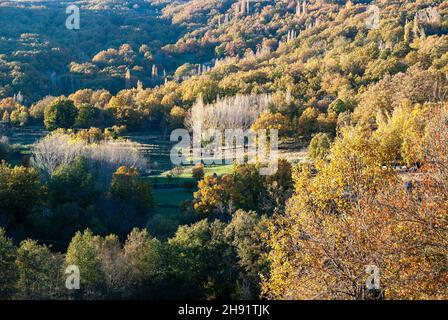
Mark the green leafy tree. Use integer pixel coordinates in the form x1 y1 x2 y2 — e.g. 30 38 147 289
44 98 78 131
65 229 107 298
46 159 98 247
47 158 97 210
230 164 264 212
167 219 238 299
123 228 164 298
308 133 332 160
224 210 269 299
181 77 219 105
75 104 101 128
0 228 18 299
329 99 351 115
16 239 64 299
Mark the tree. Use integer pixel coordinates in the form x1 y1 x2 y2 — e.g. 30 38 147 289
31 131 86 176
31 132 146 189
329 99 351 115
308 133 332 160
262 105 448 300
68 89 93 107
2 110 10 123
262 124 393 299
65 229 107 298
16 239 64 299
224 210 269 299
107 91 142 129
43 157 99 246
47 157 97 210
44 98 78 131
109 166 153 212
0 228 18 299
96 234 128 298
261 159 293 215
86 140 147 192
355 68 447 125
75 104 101 128
123 228 164 298
181 76 219 105
167 219 238 299
174 63 196 80
230 164 264 212
194 162 292 216
194 174 232 216
169 106 187 129
186 94 271 132
298 107 319 138
373 102 429 166
379 104 448 299
30 96 57 121
251 112 291 138
0 163 42 227
10 107 29 126
108 166 154 236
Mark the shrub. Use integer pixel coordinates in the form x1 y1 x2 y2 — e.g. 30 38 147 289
308 133 332 160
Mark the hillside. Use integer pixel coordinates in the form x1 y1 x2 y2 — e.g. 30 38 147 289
0 0 447 301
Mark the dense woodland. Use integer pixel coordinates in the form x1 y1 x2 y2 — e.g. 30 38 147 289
0 0 447 300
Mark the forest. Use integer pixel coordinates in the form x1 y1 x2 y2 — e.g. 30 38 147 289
0 0 447 300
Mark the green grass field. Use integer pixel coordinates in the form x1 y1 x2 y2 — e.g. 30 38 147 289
153 188 194 206
145 163 234 185
203 164 234 176
146 164 234 238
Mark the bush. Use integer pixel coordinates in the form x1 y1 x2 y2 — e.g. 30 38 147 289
308 133 332 160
